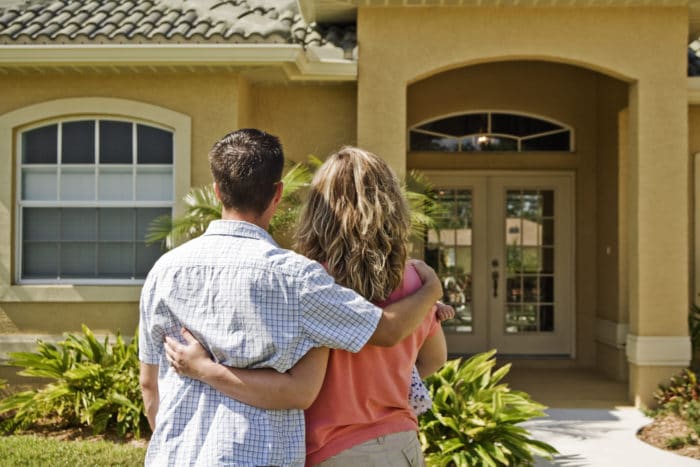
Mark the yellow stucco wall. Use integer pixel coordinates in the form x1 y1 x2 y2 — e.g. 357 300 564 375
0 70 239 187
0 302 138 335
248 82 357 162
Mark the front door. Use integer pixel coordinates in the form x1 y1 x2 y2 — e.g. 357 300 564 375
424 172 574 356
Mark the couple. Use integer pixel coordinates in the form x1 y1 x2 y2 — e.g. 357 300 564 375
138 129 450 466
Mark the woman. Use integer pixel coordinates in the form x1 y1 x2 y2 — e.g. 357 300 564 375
167 147 448 466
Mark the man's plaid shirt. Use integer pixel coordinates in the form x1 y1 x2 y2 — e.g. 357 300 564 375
139 220 382 466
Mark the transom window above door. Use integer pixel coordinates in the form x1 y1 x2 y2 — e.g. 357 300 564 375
18 118 174 283
409 112 573 152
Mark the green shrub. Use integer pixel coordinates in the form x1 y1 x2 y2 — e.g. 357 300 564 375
419 350 557 466
690 305 700 371
653 369 700 412
652 368 700 440
0 325 146 438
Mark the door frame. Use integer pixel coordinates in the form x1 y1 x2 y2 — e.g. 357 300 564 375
423 170 577 357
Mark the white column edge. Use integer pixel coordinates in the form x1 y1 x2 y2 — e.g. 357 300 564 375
626 334 691 366
596 318 628 349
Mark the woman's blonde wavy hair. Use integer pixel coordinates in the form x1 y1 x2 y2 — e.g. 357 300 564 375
295 147 410 302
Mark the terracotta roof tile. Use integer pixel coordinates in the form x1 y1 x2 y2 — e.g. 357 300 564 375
131 22 154 36
85 11 108 25
0 22 22 37
35 22 61 38
55 23 80 38
71 22 93 36
0 11 19 25
45 2 66 14
46 11 72 26
0 0 357 62
94 1 119 15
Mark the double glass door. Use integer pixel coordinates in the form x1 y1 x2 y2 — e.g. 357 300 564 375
424 173 574 356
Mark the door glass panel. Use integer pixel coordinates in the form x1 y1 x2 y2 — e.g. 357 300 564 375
425 189 473 332
504 189 555 333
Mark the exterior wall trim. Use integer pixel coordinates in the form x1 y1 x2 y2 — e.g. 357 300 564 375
596 319 629 349
0 45 358 81
0 97 191 302
626 334 691 366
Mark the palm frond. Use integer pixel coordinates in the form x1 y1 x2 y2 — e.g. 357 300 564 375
281 161 313 204
146 185 221 249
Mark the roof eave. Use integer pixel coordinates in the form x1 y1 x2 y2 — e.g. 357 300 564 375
0 44 358 81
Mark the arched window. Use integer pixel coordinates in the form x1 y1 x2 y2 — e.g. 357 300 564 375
409 112 573 152
18 118 174 282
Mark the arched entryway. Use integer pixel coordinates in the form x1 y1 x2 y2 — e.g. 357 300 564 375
406 60 629 374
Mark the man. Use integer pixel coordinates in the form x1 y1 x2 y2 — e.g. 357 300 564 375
139 129 442 466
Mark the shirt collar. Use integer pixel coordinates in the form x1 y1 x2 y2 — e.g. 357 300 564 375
203 220 278 245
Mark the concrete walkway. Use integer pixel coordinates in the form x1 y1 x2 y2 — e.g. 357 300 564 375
521 408 700 466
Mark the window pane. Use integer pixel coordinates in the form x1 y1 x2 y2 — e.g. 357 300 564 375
542 219 554 246
99 209 134 242
540 276 554 302
98 243 134 278
60 242 96 277
522 131 571 151
542 247 554 273
60 167 95 201
22 167 57 200
461 135 518 152
136 168 173 201
23 208 59 241
137 125 173 164
100 121 133 164
61 209 97 241
539 305 554 332
99 167 133 201
136 243 163 278
410 131 458 152
491 113 559 137
23 243 58 278
136 208 171 241
22 125 57 164
62 121 95 164
417 114 488 137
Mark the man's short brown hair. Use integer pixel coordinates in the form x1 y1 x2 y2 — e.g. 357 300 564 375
208 129 284 215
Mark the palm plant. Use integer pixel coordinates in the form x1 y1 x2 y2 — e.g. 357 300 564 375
147 157 444 250
419 351 558 466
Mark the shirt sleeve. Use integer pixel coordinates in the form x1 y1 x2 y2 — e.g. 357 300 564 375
298 261 382 353
138 272 163 365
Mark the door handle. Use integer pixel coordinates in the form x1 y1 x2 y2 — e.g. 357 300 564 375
491 259 499 298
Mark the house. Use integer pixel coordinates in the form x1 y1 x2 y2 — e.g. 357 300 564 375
0 0 696 407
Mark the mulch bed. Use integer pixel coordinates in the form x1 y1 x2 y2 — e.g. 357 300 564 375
637 412 700 460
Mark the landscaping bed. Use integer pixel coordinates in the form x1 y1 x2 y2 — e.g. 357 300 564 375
638 412 700 460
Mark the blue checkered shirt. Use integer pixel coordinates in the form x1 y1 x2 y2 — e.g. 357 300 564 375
139 220 382 466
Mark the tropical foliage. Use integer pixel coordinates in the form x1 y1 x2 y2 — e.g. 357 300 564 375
0 325 146 438
418 350 557 466
690 305 700 371
147 156 443 250
646 368 700 450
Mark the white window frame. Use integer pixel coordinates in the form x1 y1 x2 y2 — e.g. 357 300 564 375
0 98 191 301
17 117 175 285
